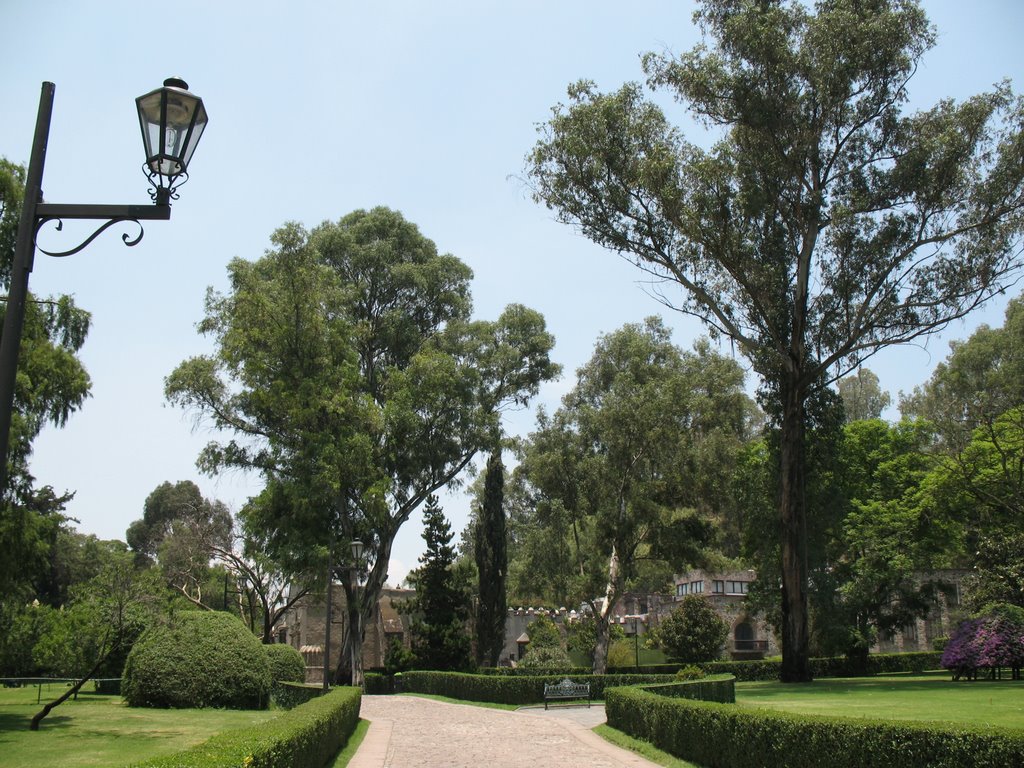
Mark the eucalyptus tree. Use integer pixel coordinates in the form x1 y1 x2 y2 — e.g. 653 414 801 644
527 0 1024 680
836 369 891 423
522 318 751 673
166 207 557 684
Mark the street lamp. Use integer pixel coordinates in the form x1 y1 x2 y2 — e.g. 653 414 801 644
323 540 366 691
0 79 208 492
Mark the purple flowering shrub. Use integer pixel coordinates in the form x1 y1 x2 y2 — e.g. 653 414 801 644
942 608 1024 679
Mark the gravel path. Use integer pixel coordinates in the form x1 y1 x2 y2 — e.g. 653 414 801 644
348 695 659 768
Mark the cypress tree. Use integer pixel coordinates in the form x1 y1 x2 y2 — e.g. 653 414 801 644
474 450 507 667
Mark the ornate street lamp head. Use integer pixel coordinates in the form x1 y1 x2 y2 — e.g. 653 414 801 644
136 77 208 205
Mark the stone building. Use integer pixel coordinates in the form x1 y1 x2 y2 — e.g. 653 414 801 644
668 567 969 659
278 584 415 684
668 569 777 659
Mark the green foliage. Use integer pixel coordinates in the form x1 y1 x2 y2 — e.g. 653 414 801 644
606 639 636 668
811 418 958 662
166 208 557 681
655 596 729 663
965 529 1024 610
133 686 361 768
265 643 305 685
401 670 679 705
272 681 327 711
606 686 1024 768
902 296 1024 452
122 611 271 709
1 159 92 596
127 481 232 565
407 496 473 672
383 637 416 675
675 665 706 681
519 645 572 669
528 0 1024 681
519 319 748 671
836 369 892 423
474 449 507 667
525 614 562 649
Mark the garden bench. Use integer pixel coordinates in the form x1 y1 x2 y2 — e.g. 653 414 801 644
543 678 590 710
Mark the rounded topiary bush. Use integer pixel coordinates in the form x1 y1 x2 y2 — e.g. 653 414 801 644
265 643 306 685
122 611 270 709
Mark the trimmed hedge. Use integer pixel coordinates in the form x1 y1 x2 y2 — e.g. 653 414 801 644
477 652 942 680
636 675 736 704
400 671 678 705
364 672 396 695
606 686 1024 768
266 644 306 685
134 686 361 768
274 681 328 710
122 612 271 709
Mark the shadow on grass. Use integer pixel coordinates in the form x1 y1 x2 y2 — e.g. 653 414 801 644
0 712 74 733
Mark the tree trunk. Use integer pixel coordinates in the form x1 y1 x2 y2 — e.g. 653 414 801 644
30 652 109 730
778 378 812 682
593 543 622 675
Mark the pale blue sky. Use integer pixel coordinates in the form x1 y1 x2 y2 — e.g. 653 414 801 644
2 1 1022 586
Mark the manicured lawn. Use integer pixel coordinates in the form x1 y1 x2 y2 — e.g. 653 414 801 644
736 672 1024 730
594 724 699 767
0 684 278 767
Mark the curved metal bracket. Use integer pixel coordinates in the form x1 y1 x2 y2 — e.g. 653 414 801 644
34 216 145 258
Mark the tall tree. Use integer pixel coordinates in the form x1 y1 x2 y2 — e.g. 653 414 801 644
901 294 1024 451
474 449 507 667
166 208 557 684
0 159 91 596
813 418 956 666
522 319 749 672
836 369 891 423
407 495 472 671
527 0 1024 680
126 480 232 567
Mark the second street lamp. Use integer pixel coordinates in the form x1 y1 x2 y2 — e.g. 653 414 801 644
0 78 208 493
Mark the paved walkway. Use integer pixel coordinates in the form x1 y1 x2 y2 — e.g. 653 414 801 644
348 695 658 767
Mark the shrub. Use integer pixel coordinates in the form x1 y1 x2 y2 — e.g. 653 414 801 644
520 645 572 669
274 681 327 710
135 686 361 768
607 639 636 668
525 615 562 649
265 643 306 685
675 665 706 681
122 611 270 709
400 670 679 705
384 637 415 675
655 596 728 663
942 606 1024 678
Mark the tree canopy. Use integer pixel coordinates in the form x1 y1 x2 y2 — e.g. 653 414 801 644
527 0 1024 681
166 207 557 683
519 318 751 672
0 158 92 597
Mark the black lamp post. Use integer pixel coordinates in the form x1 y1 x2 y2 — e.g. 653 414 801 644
323 540 366 691
0 78 207 494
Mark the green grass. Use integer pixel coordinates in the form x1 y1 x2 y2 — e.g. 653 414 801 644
0 685 278 767
736 672 1024 730
594 724 699 767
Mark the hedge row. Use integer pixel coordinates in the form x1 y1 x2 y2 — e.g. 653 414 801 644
605 686 1024 768
638 675 736 704
477 652 943 681
273 681 328 710
399 671 678 705
133 686 361 768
